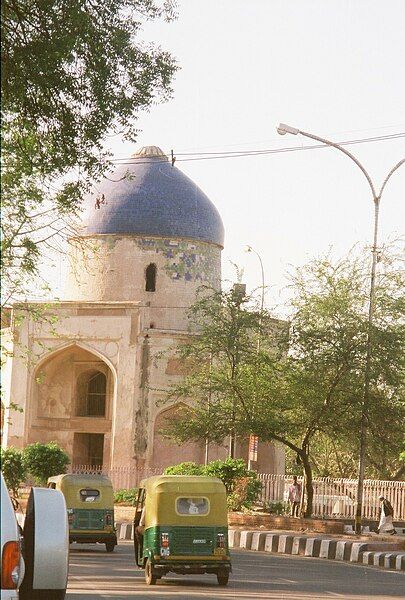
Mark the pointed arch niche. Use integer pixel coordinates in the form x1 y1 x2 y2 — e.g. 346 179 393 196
31 344 115 466
151 403 205 469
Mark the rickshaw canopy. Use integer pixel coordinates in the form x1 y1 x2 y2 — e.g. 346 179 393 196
47 473 114 508
138 475 228 528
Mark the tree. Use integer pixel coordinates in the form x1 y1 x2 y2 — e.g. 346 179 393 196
164 458 262 511
23 441 70 485
0 447 27 496
164 248 405 517
1 0 177 304
163 285 281 458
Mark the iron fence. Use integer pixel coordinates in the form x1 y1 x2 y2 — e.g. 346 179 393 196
23 465 402 521
258 473 405 521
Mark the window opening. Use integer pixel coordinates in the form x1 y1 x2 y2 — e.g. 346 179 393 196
176 497 209 515
87 372 106 416
145 263 157 292
80 489 100 502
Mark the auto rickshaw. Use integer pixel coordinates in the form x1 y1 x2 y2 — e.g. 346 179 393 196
48 473 117 552
133 475 231 585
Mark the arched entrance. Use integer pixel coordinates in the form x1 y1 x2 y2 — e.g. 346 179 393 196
30 344 114 467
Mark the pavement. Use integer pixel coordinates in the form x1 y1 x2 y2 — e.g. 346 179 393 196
67 540 405 599
117 522 405 572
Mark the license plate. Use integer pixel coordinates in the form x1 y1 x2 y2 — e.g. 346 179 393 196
213 548 226 555
160 548 170 557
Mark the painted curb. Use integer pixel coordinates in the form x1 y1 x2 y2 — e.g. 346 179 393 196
115 523 405 571
229 528 405 572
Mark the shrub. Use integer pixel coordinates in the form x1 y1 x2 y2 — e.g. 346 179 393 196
266 501 289 515
0 447 26 496
114 488 138 505
23 442 70 485
164 462 205 476
164 458 262 511
204 458 251 493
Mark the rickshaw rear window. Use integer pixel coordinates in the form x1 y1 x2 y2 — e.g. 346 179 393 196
79 489 100 502
176 497 209 515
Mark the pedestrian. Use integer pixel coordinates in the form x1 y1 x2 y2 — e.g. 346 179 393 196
288 476 302 517
377 496 396 535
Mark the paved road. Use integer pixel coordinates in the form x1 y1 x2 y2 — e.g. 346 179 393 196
67 541 404 599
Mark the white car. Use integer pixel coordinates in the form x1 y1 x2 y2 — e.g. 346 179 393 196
1 473 69 599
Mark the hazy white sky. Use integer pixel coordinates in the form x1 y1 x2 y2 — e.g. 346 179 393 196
56 0 405 311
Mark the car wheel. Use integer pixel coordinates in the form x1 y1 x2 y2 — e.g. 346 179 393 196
144 558 157 585
217 570 229 586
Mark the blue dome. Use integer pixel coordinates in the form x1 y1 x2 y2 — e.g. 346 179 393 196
82 146 224 247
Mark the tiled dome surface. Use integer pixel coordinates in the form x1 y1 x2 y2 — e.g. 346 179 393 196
82 147 224 247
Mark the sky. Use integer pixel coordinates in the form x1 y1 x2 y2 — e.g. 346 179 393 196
55 0 405 313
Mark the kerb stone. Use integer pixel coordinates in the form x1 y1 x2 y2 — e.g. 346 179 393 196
264 534 280 553
320 539 337 559
350 543 368 562
335 541 353 561
228 529 241 548
240 531 254 549
251 532 271 552
278 535 294 554
305 538 322 557
291 537 307 556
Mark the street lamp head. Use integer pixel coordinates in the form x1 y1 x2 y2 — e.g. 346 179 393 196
245 245 253 253
277 123 300 136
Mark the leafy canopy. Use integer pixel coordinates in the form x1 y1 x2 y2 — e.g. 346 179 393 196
0 446 27 496
23 441 70 485
1 0 177 303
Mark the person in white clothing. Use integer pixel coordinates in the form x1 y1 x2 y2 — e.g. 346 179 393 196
377 496 396 535
288 476 302 517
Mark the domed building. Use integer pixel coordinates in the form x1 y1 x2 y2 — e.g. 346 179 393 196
2 147 284 481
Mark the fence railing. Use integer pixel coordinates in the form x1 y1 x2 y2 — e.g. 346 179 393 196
258 473 405 521
54 466 405 521
68 464 164 490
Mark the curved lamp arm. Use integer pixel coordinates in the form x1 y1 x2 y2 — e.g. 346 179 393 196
295 128 377 201
378 158 405 198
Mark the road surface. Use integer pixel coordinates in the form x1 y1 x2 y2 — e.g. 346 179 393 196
67 541 404 599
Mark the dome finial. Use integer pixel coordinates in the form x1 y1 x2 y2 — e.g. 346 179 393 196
132 146 168 160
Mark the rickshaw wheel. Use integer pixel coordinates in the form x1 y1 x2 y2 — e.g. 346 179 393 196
105 541 115 552
217 571 229 586
145 559 157 585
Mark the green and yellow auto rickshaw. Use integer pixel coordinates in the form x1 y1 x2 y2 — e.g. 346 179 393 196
133 475 231 586
48 473 117 552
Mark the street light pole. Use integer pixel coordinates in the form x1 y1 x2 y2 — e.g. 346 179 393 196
245 245 265 469
246 245 265 349
277 123 404 533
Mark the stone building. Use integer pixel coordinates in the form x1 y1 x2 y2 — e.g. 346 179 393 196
2 146 284 475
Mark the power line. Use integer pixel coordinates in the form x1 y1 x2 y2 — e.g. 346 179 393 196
111 132 405 165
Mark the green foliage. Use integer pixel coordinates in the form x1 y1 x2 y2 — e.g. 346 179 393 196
0 447 27 496
1 0 177 303
163 246 405 516
164 458 262 511
164 285 285 447
265 501 289 515
23 442 70 485
204 458 252 493
164 462 205 476
114 488 138 505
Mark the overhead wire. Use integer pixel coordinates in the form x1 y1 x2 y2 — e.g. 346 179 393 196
110 132 405 165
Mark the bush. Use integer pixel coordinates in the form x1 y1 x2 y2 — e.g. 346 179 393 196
204 458 250 493
23 442 70 485
265 501 289 515
0 447 26 496
164 458 262 511
164 462 205 476
114 488 138 505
